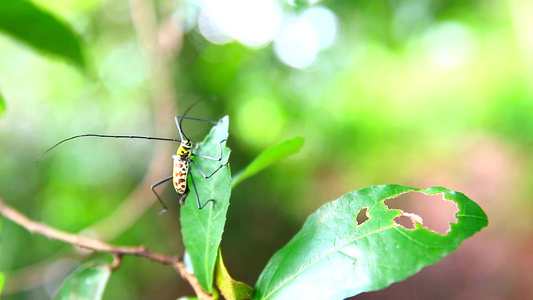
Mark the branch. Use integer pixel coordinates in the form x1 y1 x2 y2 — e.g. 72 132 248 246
0 197 175 264
174 261 214 300
0 196 211 299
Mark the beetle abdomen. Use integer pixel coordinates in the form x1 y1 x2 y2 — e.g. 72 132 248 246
173 158 189 194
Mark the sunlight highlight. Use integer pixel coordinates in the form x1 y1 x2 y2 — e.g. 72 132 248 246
196 2 338 68
422 22 477 69
198 0 283 47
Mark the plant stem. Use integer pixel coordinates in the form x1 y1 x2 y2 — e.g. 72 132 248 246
0 196 212 299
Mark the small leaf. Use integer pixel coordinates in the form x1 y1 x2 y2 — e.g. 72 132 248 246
54 261 112 300
0 0 85 69
232 137 304 188
253 185 488 300
0 91 5 117
215 249 253 300
181 116 232 293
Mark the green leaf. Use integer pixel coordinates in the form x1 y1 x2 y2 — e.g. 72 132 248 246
253 185 488 300
215 249 254 300
180 116 232 293
232 137 304 188
0 92 5 117
53 261 112 300
0 0 85 69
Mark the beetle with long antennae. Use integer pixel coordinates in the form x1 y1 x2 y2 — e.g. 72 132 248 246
40 113 229 213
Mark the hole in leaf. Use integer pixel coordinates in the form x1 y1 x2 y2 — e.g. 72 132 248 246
394 215 415 230
355 207 369 229
384 191 459 235
393 212 423 230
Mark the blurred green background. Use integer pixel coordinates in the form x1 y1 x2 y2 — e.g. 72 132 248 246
1 0 532 299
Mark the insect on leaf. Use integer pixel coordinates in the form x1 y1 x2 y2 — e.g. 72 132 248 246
232 137 304 188
53 261 112 300
0 0 85 69
253 185 488 300
180 116 232 293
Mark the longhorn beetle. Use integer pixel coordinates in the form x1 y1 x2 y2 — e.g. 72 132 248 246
40 115 228 213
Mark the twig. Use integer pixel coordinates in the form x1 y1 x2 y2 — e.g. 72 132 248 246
0 196 176 264
174 261 214 300
0 196 211 298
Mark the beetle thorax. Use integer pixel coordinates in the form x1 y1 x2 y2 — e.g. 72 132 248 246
177 140 193 159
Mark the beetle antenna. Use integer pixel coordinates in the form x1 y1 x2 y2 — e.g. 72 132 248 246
38 134 180 163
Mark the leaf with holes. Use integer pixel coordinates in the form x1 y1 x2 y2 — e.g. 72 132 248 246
53 261 111 300
232 137 304 188
0 0 85 69
253 185 488 300
180 116 232 293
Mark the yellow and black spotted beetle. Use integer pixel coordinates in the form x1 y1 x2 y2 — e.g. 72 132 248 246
41 114 228 213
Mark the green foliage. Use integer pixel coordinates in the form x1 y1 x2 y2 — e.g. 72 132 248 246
232 137 304 188
253 185 488 299
180 116 232 293
0 0 85 69
53 261 111 300
0 1 505 298
0 272 4 296
215 250 253 300
0 91 4 117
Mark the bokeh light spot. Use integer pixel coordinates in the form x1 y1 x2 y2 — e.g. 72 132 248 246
300 6 338 50
274 18 318 69
274 6 338 69
198 10 233 45
198 0 283 48
422 22 477 69
196 2 338 67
